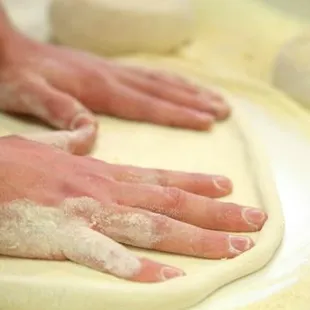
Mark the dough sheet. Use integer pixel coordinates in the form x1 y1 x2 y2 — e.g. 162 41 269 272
0 87 284 310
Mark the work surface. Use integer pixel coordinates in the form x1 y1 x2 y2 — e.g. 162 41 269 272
1 0 310 309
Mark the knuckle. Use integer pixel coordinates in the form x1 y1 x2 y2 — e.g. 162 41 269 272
62 196 101 219
164 187 186 210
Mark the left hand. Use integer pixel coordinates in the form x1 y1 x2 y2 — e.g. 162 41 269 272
0 33 230 151
0 132 266 282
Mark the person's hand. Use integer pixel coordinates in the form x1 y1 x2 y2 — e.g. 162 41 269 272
0 34 230 152
0 133 267 283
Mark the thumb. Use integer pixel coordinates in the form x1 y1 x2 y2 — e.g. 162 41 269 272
22 125 97 155
5 76 98 154
18 77 98 131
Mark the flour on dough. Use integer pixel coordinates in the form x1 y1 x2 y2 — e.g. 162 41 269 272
49 0 194 55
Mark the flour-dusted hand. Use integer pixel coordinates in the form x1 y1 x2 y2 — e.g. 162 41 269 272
0 134 267 283
0 32 230 143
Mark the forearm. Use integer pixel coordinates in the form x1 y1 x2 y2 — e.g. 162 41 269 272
0 2 19 54
0 3 13 34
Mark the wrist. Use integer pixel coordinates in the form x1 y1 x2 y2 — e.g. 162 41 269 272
0 6 24 62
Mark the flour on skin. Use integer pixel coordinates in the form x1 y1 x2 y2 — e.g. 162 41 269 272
0 197 142 279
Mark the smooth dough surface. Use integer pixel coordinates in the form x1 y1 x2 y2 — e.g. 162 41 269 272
49 0 194 55
0 62 284 309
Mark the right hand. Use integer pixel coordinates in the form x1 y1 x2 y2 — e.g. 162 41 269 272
0 133 267 283
0 31 230 155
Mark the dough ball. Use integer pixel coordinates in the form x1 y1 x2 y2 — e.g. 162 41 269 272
49 0 194 55
273 32 310 110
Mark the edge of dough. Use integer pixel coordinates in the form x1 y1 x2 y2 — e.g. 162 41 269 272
0 60 285 310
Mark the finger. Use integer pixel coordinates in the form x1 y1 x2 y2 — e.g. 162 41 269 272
61 224 185 282
118 65 230 110
47 64 214 130
101 82 215 130
118 71 231 120
111 183 267 232
115 64 200 93
104 163 232 198
21 125 97 155
93 204 254 259
6 76 97 131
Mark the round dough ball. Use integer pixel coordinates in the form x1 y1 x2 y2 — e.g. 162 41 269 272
49 0 194 55
273 33 310 110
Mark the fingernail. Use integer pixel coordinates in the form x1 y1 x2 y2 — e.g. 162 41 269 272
229 235 252 254
77 124 96 134
71 124 96 142
196 113 215 130
198 94 216 109
199 92 230 119
160 266 185 281
212 176 232 193
211 102 230 120
70 113 97 130
209 100 221 109
199 93 222 106
197 112 215 121
242 208 267 230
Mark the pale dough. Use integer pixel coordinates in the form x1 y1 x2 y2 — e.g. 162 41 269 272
49 0 194 55
0 61 284 309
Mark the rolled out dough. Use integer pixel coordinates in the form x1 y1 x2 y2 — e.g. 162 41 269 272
0 59 284 309
49 0 194 55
